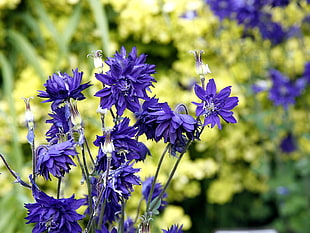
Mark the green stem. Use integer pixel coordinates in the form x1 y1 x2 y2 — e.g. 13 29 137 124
84 138 95 166
134 198 143 224
57 177 62 199
146 144 170 213
149 141 192 212
31 138 36 182
0 153 31 189
81 144 93 223
118 199 126 233
85 157 111 233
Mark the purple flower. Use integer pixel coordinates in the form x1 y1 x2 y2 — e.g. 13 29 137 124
25 187 84 233
268 0 290 7
46 106 71 143
257 21 287 45
268 69 305 109
96 226 118 233
193 79 238 129
94 118 147 171
142 177 167 211
36 139 78 180
95 47 156 116
38 68 91 110
84 177 121 224
205 0 241 20
162 224 183 233
109 162 141 200
280 132 297 154
135 98 198 146
124 218 136 233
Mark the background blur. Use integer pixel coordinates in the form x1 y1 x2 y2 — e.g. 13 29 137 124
1 0 310 232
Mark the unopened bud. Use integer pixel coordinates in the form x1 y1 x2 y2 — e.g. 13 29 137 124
68 99 82 129
87 50 104 72
190 50 212 76
22 97 34 127
100 130 114 157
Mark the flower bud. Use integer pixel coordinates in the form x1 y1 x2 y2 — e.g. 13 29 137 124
101 130 115 157
22 97 34 127
87 50 104 72
68 99 82 127
190 50 212 76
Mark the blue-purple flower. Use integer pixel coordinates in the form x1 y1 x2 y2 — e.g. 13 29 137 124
268 69 305 109
36 139 78 180
193 79 238 129
25 186 84 233
95 47 156 116
45 106 71 143
135 98 198 146
280 132 297 154
142 176 167 211
205 0 289 45
38 68 91 110
94 118 148 171
109 162 141 200
162 224 183 233
124 218 136 233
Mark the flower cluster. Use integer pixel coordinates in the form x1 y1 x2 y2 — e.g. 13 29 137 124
205 0 299 45
1 46 239 233
252 66 308 110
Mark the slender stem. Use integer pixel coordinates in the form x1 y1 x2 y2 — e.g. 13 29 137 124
149 141 192 212
118 199 126 233
84 137 95 165
134 198 143 224
57 177 62 199
146 144 170 212
84 157 111 233
31 137 36 182
0 153 31 189
97 197 107 229
81 144 93 221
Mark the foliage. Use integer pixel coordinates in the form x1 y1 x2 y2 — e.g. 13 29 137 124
0 0 310 233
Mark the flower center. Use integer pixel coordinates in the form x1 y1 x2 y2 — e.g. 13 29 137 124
120 79 132 96
204 100 215 116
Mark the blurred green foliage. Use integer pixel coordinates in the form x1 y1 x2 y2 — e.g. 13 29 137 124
1 0 310 233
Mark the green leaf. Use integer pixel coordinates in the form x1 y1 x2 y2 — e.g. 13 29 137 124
149 196 161 214
0 52 23 167
63 2 82 45
7 30 46 81
88 0 110 56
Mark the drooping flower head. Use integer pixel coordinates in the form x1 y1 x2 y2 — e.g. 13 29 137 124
142 176 167 211
135 98 198 150
36 139 78 180
193 78 238 129
268 69 305 109
95 46 156 116
94 118 149 171
109 162 141 200
162 224 184 233
38 68 91 110
25 185 84 233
